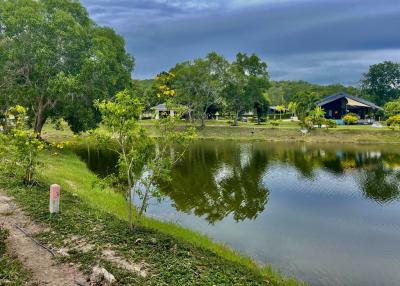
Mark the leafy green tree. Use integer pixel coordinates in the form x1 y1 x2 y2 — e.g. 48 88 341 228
4 105 45 185
253 93 270 124
386 115 400 130
95 89 195 231
362 61 400 106
268 80 359 106
292 91 321 120
288 101 298 118
94 90 146 230
306 106 326 128
0 0 133 135
384 99 400 117
223 53 270 126
172 52 229 127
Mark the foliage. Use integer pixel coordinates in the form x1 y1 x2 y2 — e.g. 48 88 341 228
269 120 282 127
306 106 326 128
94 89 145 230
132 79 156 111
268 80 359 106
253 93 270 124
171 53 228 126
324 119 337 128
292 91 321 120
155 72 176 98
386 115 400 130
95 89 196 230
4 106 45 185
362 61 400 106
384 99 400 117
275 105 286 120
0 0 133 135
223 53 270 126
288 101 298 118
342 113 359 125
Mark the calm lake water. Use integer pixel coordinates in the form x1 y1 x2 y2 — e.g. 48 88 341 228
71 141 400 286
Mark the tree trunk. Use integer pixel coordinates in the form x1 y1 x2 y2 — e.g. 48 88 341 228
128 188 133 231
233 111 239 126
33 100 46 136
133 188 149 231
200 113 206 128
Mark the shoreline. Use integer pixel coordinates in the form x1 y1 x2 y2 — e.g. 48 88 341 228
0 149 303 285
142 124 400 144
41 122 400 144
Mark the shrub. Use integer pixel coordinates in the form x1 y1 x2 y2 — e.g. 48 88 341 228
386 115 400 130
324 119 337 128
3 106 46 186
384 100 400 117
269 120 281 127
342 113 359 125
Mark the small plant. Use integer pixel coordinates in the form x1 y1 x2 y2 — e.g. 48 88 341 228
5 106 45 186
386 114 400 130
324 118 337 128
269 120 281 127
95 87 196 231
305 106 326 128
342 113 359 125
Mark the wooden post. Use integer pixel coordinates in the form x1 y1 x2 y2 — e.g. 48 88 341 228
49 184 60 214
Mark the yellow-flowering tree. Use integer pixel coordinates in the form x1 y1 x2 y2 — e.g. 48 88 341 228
5 106 45 185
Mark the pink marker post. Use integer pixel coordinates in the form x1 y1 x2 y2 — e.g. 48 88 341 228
49 184 60 214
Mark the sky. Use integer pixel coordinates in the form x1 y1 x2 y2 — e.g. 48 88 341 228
81 0 400 85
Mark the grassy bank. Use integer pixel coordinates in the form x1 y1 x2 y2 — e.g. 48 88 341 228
42 120 400 144
141 120 400 143
0 228 31 285
1 150 302 285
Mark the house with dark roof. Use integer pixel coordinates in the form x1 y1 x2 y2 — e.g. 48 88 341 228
317 92 382 120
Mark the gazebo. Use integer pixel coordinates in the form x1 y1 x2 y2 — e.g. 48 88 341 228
151 103 175 120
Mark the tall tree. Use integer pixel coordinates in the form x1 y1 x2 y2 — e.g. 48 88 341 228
223 53 270 126
172 52 229 127
292 91 321 120
254 93 270 124
0 0 133 134
362 61 400 106
384 99 400 117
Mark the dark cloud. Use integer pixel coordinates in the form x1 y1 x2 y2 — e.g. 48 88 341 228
81 0 400 85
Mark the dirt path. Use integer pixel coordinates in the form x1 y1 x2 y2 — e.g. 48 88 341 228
0 193 87 286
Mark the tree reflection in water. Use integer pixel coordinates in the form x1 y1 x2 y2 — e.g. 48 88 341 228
71 142 400 223
164 144 270 224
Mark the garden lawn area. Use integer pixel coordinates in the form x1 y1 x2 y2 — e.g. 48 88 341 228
0 149 302 286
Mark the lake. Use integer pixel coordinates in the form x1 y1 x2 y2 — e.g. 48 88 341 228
71 141 400 286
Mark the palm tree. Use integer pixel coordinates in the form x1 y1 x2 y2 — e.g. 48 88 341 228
276 105 286 120
288 102 297 118
311 106 326 128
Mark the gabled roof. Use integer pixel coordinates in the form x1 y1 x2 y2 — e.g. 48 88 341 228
151 103 169 111
317 92 382 110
